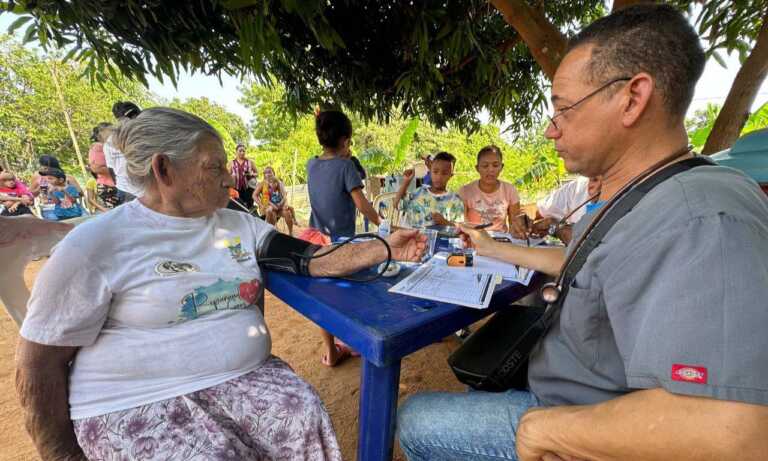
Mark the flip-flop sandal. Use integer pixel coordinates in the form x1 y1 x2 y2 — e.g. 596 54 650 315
334 338 361 357
322 344 352 367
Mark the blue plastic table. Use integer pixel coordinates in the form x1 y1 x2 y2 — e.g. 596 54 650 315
265 260 537 461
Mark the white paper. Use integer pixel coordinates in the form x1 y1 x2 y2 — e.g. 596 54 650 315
429 252 535 286
388 263 501 309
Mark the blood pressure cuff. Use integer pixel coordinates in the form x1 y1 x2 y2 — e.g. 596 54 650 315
257 231 321 276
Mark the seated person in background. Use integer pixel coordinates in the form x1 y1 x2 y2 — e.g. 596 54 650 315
459 145 527 237
396 151 464 228
84 175 110 214
29 155 82 199
254 166 295 236
0 171 34 216
530 175 601 243
42 168 83 221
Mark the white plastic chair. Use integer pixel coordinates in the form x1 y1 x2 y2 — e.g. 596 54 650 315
0 217 81 326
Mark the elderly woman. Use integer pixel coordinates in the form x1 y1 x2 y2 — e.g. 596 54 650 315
16 108 425 460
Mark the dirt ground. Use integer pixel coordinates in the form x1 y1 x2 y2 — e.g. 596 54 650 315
0 258 470 461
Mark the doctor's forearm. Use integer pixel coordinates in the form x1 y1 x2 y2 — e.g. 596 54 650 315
517 388 768 461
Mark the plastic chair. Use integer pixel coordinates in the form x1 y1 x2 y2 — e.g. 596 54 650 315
371 191 403 227
0 223 67 326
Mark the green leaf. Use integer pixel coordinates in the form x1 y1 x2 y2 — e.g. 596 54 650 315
21 23 37 44
712 50 727 68
6 15 32 34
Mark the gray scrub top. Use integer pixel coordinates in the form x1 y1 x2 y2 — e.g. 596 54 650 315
528 165 768 407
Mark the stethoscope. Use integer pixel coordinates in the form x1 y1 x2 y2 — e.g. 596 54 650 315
539 146 693 305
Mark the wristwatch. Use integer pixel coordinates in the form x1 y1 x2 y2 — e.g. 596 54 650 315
547 223 559 237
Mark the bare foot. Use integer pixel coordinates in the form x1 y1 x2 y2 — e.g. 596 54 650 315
321 344 352 367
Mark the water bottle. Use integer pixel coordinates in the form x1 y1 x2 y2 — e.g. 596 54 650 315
378 219 391 238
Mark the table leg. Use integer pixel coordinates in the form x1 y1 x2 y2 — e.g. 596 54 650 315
357 359 402 461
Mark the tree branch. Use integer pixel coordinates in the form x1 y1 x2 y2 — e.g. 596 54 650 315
442 36 520 76
489 0 567 80
702 12 768 154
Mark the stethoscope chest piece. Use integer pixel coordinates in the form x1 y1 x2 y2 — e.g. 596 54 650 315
540 282 562 304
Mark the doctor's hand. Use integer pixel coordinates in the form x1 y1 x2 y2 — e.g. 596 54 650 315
516 407 589 461
457 223 496 257
386 229 427 262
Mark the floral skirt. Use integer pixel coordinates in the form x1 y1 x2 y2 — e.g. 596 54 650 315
73 356 342 461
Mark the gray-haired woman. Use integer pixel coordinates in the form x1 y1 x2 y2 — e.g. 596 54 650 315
16 107 426 460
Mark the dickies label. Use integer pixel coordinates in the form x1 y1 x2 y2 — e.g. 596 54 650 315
671 364 708 384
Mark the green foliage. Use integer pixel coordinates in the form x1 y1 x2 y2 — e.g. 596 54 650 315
6 0 605 131
358 146 390 176
239 78 295 144
0 34 154 178
390 118 420 173
0 35 249 179
687 102 768 150
672 0 768 65
168 96 249 157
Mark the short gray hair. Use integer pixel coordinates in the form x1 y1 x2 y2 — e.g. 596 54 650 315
112 107 222 188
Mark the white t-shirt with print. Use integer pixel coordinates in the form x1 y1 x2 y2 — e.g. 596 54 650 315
536 176 590 224
21 200 276 419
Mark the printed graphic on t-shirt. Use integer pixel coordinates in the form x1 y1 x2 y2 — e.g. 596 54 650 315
469 197 507 224
179 278 261 321
218 236 252 262
402 186 464 228
154 261 200 276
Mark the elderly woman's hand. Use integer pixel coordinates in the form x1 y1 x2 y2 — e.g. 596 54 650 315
386 229 427 262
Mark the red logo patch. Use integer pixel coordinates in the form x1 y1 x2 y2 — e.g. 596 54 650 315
671 364 708 384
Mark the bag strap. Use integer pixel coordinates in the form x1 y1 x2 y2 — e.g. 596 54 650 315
542 156 715 325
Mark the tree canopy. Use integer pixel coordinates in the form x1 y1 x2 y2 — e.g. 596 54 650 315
3 0 607 131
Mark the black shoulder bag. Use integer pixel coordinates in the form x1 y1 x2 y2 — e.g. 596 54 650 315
449 155 714 392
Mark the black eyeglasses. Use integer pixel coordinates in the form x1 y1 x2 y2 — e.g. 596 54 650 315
548 77 632 130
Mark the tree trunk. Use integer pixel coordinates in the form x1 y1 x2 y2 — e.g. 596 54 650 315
49 61 88 178
489 0 567 79
611 0 655 13
702 14 768 155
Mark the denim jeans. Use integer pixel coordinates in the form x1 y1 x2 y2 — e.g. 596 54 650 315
397 389 540 460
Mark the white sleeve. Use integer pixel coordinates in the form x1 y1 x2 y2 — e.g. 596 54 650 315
103 137 116 169
20 235 112 347
537 182 576 220
247 213 278 250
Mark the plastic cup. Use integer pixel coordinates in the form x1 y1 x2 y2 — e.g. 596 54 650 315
419 228 438 262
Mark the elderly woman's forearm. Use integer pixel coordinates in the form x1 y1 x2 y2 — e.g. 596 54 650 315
16 342 85 460
308 239 386 277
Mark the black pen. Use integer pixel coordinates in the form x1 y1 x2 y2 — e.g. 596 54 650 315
473 223 493 230
520 214 531 247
